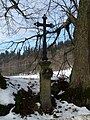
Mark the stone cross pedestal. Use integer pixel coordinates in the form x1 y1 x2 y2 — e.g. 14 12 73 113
39 60 53 111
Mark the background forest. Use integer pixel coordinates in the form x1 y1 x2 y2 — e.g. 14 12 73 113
0 40 73 75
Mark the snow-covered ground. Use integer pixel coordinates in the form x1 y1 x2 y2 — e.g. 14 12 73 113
0 68 90 120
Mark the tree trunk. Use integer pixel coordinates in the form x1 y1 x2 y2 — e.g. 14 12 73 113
69 0 90 108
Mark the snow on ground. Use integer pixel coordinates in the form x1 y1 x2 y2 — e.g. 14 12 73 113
10 72 40 80
53 68 72 78
0 68 90 120
11 68 72 80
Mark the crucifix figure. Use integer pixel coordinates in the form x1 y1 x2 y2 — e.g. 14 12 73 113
34 14 54 61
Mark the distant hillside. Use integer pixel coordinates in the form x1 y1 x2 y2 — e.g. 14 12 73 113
0 40 74 76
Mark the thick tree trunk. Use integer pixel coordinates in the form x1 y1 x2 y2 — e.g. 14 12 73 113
69 0 90 108
71 0 90 88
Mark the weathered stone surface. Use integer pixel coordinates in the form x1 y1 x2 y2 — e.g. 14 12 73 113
39 60 53 111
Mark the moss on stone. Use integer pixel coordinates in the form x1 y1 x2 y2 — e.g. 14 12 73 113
42 68 53 79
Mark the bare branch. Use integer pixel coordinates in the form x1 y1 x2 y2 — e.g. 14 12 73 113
63 47 74 70
46 0 52 13
68 14 76 26
71 0 79 11
9 0 27 18
47 18 72 48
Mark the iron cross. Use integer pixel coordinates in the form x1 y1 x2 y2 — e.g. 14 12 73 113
34 14 54 61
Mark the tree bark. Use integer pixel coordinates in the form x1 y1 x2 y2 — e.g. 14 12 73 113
71 0 90 87
70 0 90 108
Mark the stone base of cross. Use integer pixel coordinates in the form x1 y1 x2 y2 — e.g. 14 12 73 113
39 60 53 111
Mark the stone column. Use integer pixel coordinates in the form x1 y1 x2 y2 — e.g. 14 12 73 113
39 60 53 111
